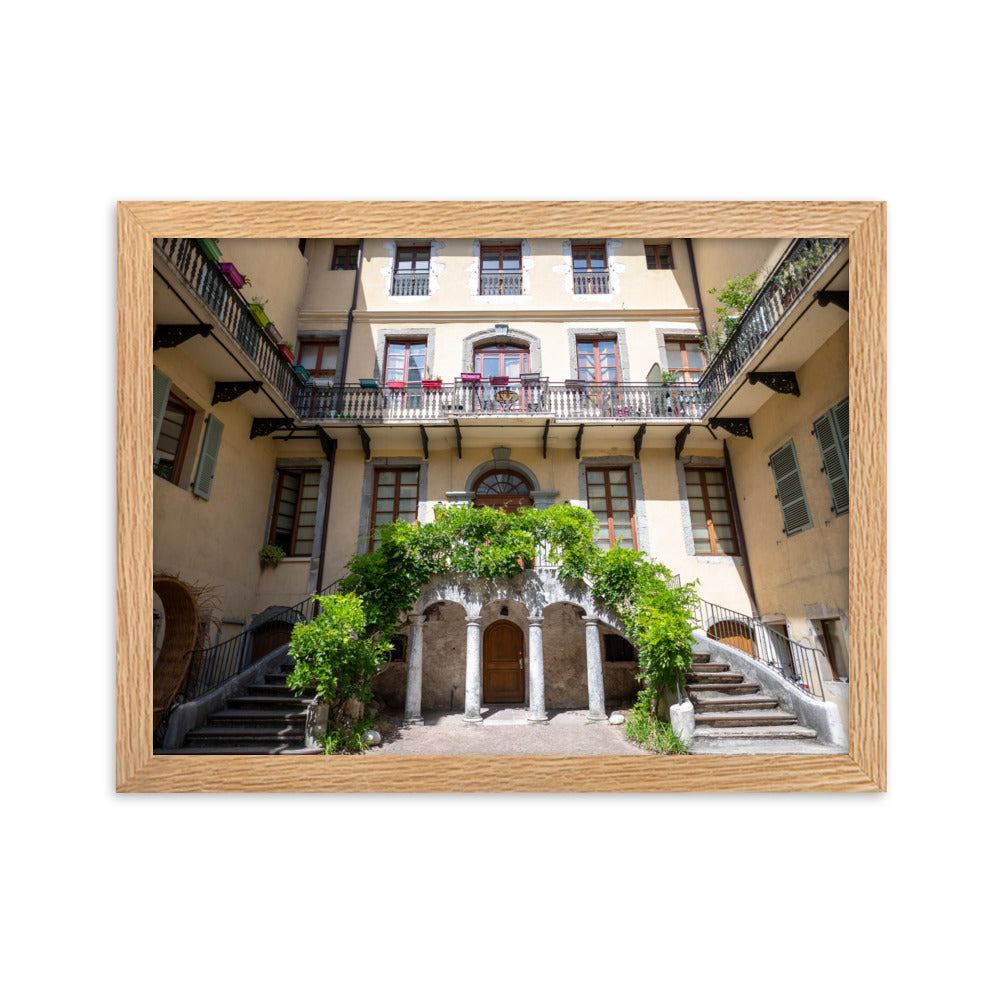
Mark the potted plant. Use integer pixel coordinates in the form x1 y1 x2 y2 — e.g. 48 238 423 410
490 375 509 386
219 262 249 289
386 380 406 390
197 238 222 261
293 365 311 383
264 322 281 344
259 544 285 569
520 372 541 383
277 341 295 363
460 372 482 383
422 372 443 390
247 301 269 328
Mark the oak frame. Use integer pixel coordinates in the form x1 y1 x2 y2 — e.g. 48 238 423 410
118 200 886 792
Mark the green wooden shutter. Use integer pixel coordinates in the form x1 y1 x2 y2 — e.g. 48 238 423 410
770 440 812 536
814 402 849 515
153 367 172 445
192 414 224 500
834 397 849 458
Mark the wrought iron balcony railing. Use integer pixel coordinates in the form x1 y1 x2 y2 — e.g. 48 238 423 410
698 237 845 406
572 270 610 294
154 238 298 403
479 272 523 295
392 272 430 296
292 377 707 423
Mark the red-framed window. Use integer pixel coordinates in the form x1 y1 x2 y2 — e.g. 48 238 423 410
685 467 739 555
572 243 606 271
474 342 530 379
663 338 704 383
369 468 420 550
297 339 339 376
645 243 674 269
393 244 431 295
576 338 620 383
331 243 360 270
585 467 637 549
268 469 321 557
479 244 522 294
154 394 195 485
384 340 427 383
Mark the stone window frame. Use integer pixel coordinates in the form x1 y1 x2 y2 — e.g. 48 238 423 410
558 239 624 298
263 458 331 593
356 457 429 555
576 456 649 553
373 328 436 382
462 326 541 374
382 240 445 298
675 456 745 566
566 326 630 382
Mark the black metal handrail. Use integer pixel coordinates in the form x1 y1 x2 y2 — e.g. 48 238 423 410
694 597 826 700
154 238 298 403
292 378 708 422
698 237 845 405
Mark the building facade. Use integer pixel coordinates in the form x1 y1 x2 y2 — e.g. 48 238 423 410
151 234 850 735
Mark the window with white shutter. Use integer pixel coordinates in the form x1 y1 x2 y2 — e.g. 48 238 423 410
814 398 849 515
770 440 812 536
192 415 224 500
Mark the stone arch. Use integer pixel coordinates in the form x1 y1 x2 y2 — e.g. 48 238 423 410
461 326 542 373
152 574 201 729
463 456 540 495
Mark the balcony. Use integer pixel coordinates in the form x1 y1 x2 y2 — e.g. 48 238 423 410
573 270 610 294
392 272 430 296
698 237 846 406
153 238 299 406
479 273 523 296
292 377 706 423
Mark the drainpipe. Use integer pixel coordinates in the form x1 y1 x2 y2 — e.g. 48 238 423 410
314 437 337 598
685 238 709 347
723 440 759 618
336 238 364 412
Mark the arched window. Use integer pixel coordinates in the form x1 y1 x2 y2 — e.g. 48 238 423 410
474 341 530 380
472 470 533 511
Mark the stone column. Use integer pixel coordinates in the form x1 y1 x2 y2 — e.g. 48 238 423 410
583 616 607 723
403 614 426 725
463 615 484 724
526 616 547 724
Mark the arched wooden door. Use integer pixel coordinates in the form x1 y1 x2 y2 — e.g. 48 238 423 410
483 620 525 703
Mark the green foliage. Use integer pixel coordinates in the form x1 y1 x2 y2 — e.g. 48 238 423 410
291 504 698 756
286 593 389 717
317 714 377 755
258 544 285 569
625 689 690 754
703 271 761 360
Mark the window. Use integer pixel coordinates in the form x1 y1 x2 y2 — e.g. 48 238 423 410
268 469 321 557
604 634 636 660
384 340 426 384
816 617 848 681
369 468 420 550
331 243 359 270
586 468 636 549
393 244 431 295
645 243 674 269
473 470 533 511
814 398 849 515
576 338 619 383
480 244 522 295
685 467 740 555
571 242 609 293
154 393 195 485
474 342 529 379
663 338 705 384
770 440 812 536
297 339 339 377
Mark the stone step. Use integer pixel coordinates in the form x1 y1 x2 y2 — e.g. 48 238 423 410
689 692 778 711
186 725 306 743
227 695 313 711
248 683 315 697
692 724 818 740
692 652 711 664
685 661 730 673
204 709 308 728
686 671 746 684
694 710 800 728
159 744 318 755
686 682 761 695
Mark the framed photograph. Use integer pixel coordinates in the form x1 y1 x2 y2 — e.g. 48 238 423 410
117 200 885 792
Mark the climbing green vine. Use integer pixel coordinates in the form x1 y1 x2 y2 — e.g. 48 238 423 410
287 504 698 753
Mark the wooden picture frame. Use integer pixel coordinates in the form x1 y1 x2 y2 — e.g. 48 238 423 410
118 200 886 792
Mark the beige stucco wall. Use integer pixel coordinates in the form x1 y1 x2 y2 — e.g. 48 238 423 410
725 322 849 654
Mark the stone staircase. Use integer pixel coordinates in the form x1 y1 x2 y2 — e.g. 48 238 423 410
685 651 818 743
163 656 320 755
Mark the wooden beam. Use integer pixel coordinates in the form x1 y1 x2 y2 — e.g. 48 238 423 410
420 424 429 460
357 424 371 461
575 424 584 460
633 423 647 460
542 419 550 459
453 419 462 459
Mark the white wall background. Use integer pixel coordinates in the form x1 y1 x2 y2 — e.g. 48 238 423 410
6 2 996 998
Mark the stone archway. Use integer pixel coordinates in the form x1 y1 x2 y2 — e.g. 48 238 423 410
152 574 201 729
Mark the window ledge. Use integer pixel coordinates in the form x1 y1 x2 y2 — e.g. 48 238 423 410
694 554 744 566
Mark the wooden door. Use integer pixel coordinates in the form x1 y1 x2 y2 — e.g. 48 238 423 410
483 620 524 703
